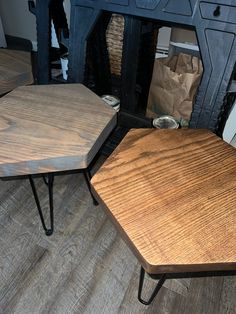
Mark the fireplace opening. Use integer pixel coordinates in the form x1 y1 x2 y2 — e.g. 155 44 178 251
78 6 234 132
146 26 203 128
86 15 204 129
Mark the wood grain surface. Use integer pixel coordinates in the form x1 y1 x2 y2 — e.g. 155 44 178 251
0 49 33 95
0 158 235 313
0 84 117 177
92 129 236 274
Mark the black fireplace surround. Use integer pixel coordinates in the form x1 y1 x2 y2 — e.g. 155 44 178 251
31 0 236 132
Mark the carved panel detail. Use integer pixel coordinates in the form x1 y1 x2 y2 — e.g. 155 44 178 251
135 0 161 10
106 0 129 6
205 29 234 70
163 0 193 16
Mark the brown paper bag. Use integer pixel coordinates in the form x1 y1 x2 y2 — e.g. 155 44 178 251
147 53 203 122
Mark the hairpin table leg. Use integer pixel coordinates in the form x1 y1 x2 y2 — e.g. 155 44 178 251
83 169 99 206
29 173 54 236
138 267 166 305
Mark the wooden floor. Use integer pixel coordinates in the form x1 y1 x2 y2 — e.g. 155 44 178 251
0 159 235 314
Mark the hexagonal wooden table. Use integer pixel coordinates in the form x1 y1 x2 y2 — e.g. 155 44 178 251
0 83 117 235
91 128 236 304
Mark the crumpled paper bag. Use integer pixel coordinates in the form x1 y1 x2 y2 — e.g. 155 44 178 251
147 53 203 122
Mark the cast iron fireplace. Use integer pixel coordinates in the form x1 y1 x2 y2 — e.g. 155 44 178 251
31 0 236 133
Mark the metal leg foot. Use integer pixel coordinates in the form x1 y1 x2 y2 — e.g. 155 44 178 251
138 267 166 305
29 173 54 236
83 169 99 206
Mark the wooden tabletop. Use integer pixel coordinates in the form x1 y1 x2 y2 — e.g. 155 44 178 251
0 49 33 95
0 84 117 176
91 129 236 274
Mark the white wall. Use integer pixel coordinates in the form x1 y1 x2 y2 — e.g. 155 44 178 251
0 0 70 47
0 0 36 42
64 0 70 24
158 27 171 49
171 28 197 44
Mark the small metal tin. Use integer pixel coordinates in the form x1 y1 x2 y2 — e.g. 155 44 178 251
153 115 179 129
101 95 120 111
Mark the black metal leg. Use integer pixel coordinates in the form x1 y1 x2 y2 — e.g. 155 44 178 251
83 169 99 206
29 173 54 236
138 267 166 305
42 174 49 186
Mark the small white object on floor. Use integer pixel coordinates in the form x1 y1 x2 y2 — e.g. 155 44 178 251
60 56 68 80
